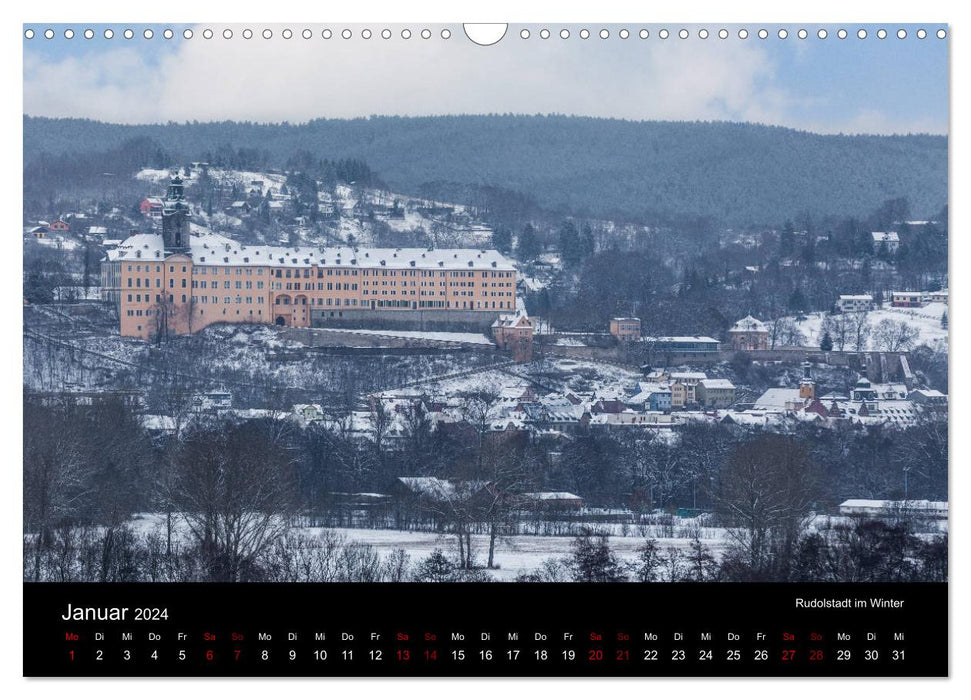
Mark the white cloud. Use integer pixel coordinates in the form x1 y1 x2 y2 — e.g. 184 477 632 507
21 25 943 135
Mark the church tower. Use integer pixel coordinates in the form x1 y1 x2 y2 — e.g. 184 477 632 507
161 175 190 253
798 361 815 400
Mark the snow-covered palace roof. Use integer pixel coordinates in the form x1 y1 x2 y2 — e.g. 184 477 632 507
107 232 516 271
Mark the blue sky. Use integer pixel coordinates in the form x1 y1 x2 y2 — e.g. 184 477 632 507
23 23 948 134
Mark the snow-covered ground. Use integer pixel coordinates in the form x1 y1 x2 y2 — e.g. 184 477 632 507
788 302 948 350
318 527 730 581
316 327 494 346
125 514 730 582
397 357 643 403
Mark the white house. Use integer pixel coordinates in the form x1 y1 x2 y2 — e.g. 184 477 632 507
837 294 873 313
871 231 900 254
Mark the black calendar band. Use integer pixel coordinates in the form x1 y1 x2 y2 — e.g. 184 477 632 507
24 582 947 677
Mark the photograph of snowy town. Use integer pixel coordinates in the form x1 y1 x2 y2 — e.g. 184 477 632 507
23 25 947 584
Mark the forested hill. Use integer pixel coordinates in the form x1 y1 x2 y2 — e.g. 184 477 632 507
24 115 947 225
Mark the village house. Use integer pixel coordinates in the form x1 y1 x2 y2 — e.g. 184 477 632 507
292 403 325 423
696 378 736 408
837 294 873 313
871 231 900 254
729 315 769 351
609 317 641 342
669 372 706 407
891 291 924 308
139 197 164 220
492 310 534 362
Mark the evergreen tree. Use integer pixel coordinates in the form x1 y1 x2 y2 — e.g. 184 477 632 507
634 539 664 582
820 331 833 352
941 311 948 329
558 220 582 267
516 223 541 261
569 528 628 582
491 224 512 253
788 288 808 313
780 220 795 257
413 549 457 583
580 223 596 258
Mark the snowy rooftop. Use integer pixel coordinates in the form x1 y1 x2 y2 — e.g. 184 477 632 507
644 336 719 343
107 232 516 270
753 388 803 410
840 499 947 511
871 231 900 242
730 315 768 333
492 309 531 328
699 378 735 389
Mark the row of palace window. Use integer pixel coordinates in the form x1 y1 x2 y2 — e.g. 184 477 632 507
127 297 512 314
194 296 266 305
193 280 265 290
271 268 514 279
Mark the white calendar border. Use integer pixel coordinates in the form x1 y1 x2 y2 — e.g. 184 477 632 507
2 0 963 697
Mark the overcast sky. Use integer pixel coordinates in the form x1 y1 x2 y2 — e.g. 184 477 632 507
23 23 948 135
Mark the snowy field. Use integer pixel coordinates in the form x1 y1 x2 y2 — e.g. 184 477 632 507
789 302 948 350
126 514 730 582
396 357 643 399
318 527 730 581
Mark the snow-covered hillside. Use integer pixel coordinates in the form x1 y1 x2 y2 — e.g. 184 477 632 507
789 302 948 350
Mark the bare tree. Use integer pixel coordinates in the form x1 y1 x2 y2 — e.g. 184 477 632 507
479 444 530 569
769 317 806 349
712 434 818 577
459 386 502 475
824 312 853 352
23 399 88 576
848 311 872 352
173 421 298 581
873 319 920 352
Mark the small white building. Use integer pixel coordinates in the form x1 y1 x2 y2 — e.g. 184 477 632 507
837 294 873 313
293 403 325 422
871 231 900 254
839 499 948 520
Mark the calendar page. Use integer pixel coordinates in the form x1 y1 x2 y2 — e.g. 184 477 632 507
21 21 948 678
